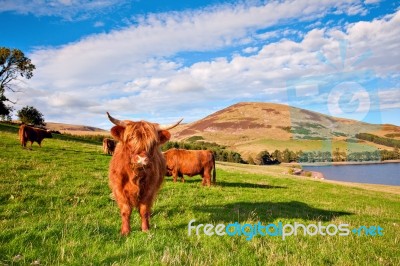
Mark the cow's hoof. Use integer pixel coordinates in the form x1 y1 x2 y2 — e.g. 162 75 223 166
121 230 130 236
121 227 130 236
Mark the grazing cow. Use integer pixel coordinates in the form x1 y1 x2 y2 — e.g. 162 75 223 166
164 148 216 186
107 112 182 235
102 138 116 155
19 124 52 149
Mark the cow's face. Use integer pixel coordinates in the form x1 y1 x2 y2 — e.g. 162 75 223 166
45 130 53 138
165 168 173 176
107 113 182 167
111 122 170 166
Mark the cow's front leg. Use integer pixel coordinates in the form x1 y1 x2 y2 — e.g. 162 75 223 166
120 204 132 235
172 171 178 182
139 203 150 232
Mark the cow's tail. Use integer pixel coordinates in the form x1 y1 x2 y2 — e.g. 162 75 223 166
212 152 216 184
19 125 26 147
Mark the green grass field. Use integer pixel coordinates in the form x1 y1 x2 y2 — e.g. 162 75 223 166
1 123 399 265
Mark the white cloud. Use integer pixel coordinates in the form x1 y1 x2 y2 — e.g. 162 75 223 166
378 89 400 110
344 11 400 76
364 0 381 4
14 1 400 127
242 47 259 54
0 0 128 20
93 21 104 27
345 4 368 16
165 75 204 93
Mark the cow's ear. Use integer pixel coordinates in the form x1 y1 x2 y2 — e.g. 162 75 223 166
158 130 171 145
111 126 125 142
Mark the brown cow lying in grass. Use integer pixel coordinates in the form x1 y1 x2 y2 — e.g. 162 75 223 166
19 124 52 149
107 112 182 235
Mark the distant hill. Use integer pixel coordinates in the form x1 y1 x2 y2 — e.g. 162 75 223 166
46 122 109 136
34 102 400 160
170 102 400 159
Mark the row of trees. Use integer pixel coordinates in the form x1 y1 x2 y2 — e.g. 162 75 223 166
252 148 400 165
0 105 46 126
162 136 400 165
356 133 400 148
248 149 298 165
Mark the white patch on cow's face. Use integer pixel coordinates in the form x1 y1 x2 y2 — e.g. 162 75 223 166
136 155 148 166
130 151 150 169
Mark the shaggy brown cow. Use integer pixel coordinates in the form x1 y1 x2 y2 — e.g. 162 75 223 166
107 112 182 235
19 124 52 149
102 138 116 155
164 148 216 186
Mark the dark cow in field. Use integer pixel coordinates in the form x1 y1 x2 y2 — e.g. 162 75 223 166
19 124 52 149
107 112 182 235
163 148 216 186
102 138 116 155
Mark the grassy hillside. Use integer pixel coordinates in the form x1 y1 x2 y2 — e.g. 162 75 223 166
1 126 399 265
171 102 400 159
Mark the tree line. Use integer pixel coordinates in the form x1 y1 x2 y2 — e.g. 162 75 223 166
355 133 400 148
252 147 400 165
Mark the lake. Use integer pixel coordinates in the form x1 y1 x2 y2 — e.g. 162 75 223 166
302 162 400 186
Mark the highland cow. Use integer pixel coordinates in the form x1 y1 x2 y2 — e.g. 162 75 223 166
107 112 182 235
19 124 52 149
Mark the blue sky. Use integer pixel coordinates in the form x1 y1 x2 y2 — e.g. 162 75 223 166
1 0 399 129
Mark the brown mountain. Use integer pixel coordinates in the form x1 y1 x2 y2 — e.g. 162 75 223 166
170 102 399 159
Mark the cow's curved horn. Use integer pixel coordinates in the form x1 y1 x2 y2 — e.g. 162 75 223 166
159 118 183 130
107 112 126 127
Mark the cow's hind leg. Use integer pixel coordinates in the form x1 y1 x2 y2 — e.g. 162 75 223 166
201 174 207 186
202 169 212 187
179 173 185 182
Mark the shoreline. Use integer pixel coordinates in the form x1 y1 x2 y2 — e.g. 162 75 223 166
299 161 400 187
317 179 400 194
217 161 400 194
285 160 400 167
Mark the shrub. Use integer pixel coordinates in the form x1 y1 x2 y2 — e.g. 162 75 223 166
186 135 205 142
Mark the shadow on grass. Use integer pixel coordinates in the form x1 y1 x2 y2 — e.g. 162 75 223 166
217 181 286 189
164 201 353 231
164 177 201 184
164 178 286 189
195 201 353 223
